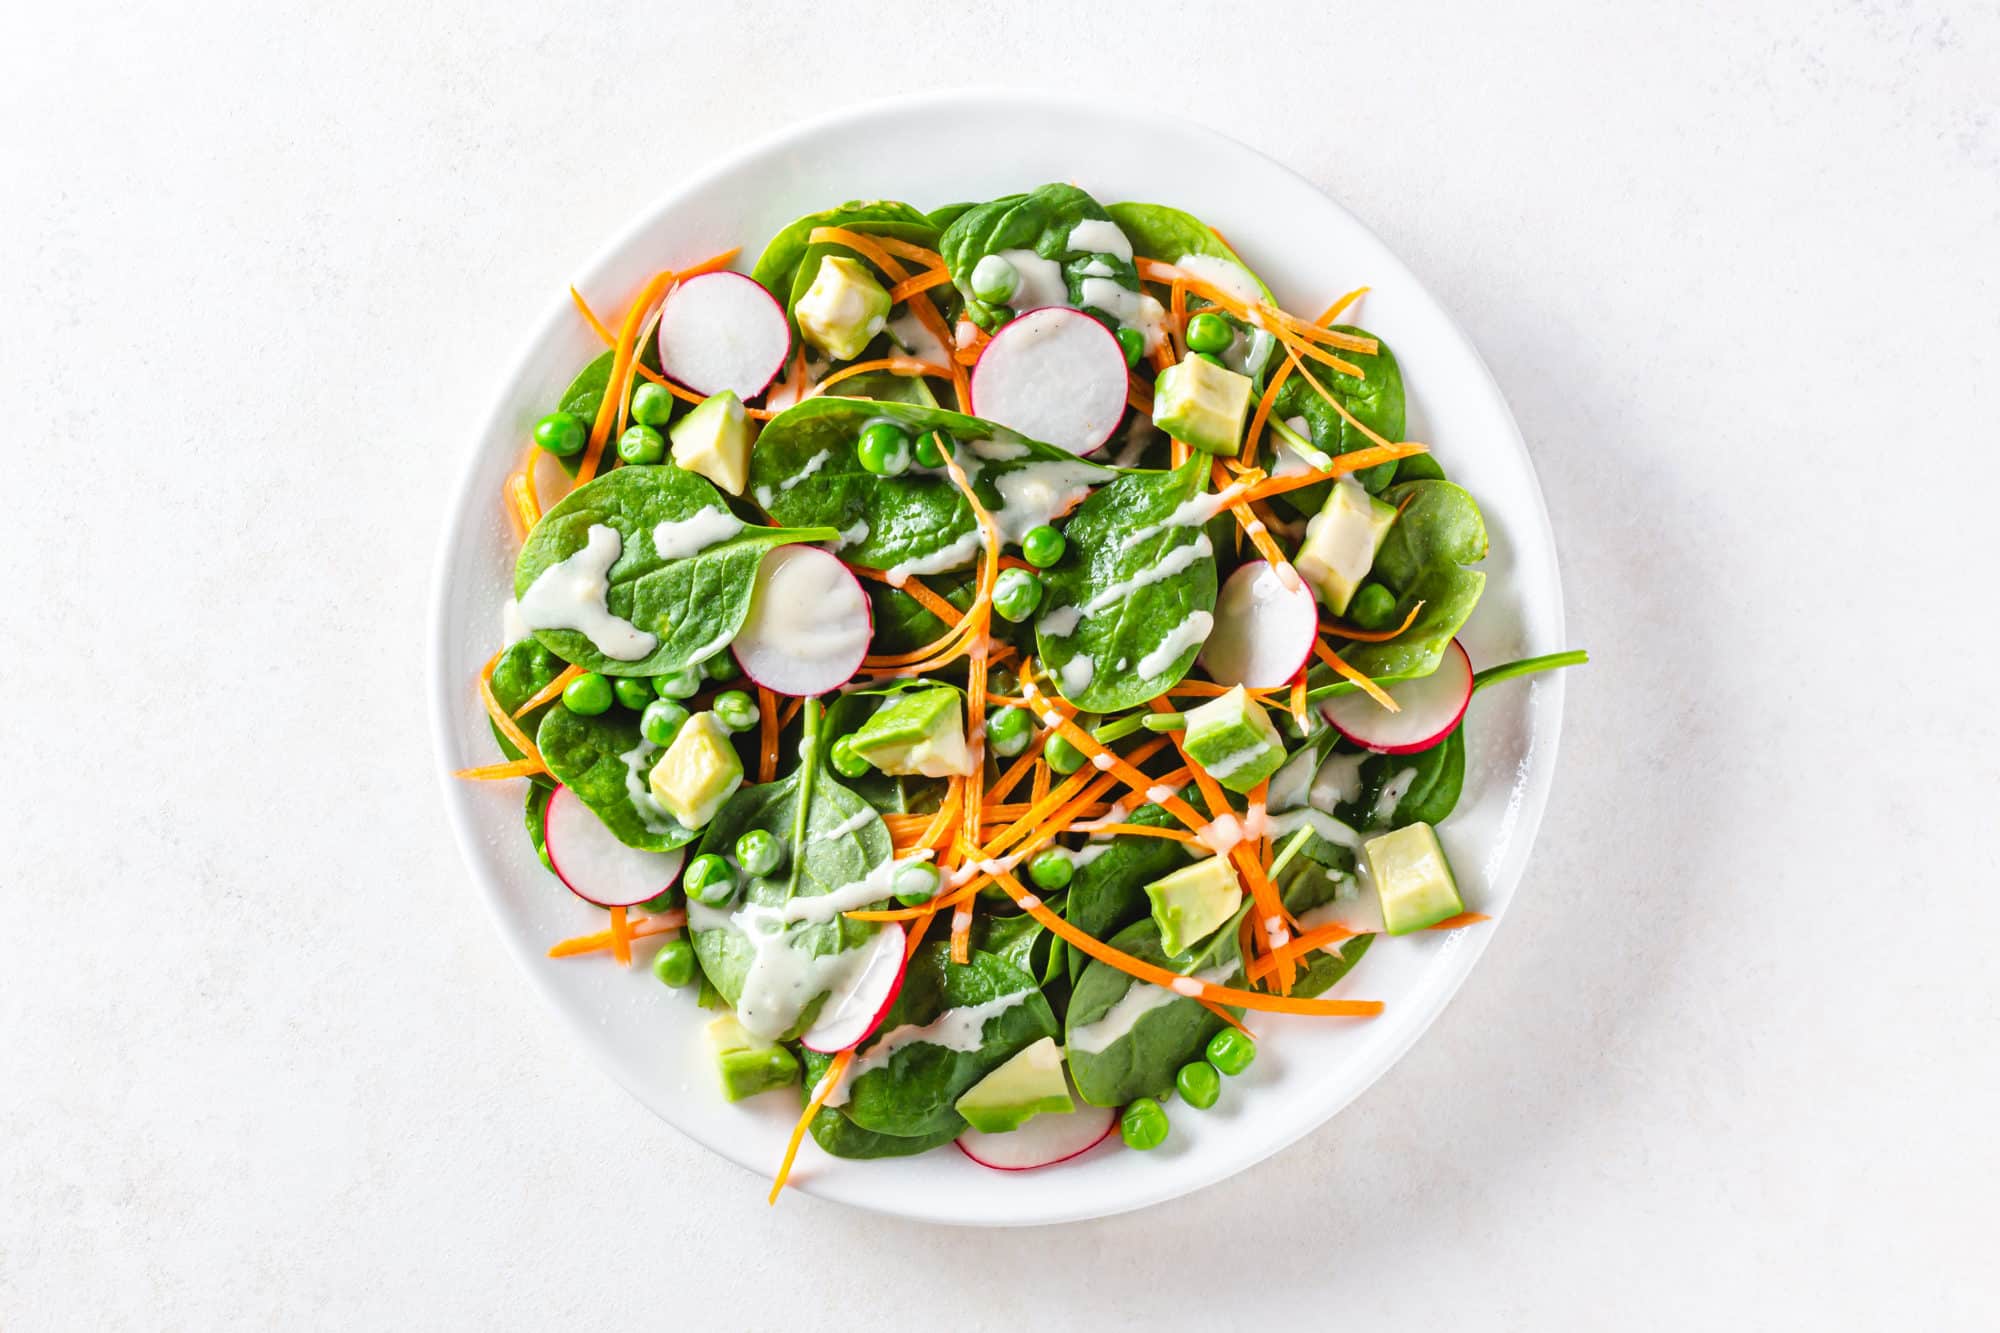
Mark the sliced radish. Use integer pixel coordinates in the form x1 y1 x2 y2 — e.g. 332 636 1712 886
968 307 1129 456
730 545 872 696
655 271 791 400
800 923 908 1053
545 785 687 907
957 1095 1117 1171
1199 559 1320 689
1319 638 1474 754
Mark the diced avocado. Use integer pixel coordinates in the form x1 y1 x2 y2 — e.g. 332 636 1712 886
705 1014 800 1102
668 391 753 496
847 686 974 778
795 254 891 361
1152 355 1253 456
648 711 743 829
954 1036 1073 1133
1181 684 1287 794
1143 855 1243 956
1296 479 1399 615
1364 821 1465 935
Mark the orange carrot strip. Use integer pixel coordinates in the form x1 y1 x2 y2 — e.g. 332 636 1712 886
1316 286 1368 325
868 235 948 268
809 357 954 398
547 909 686 958
453 757 547 781
888 268 952 303
1312 639 1399 712
581 269 678 483
758 686 779 783
1287 671 1310 734
1321 602 1425 643
1429 912 1491 931
1169 279 1188 361
807 227 912 281
1241 355 1295 465
1126 373 1154 416
1075 823 1198 843
1247 921 1356 983
512 664 585 718
770 1051 853 1204
478 649 544 770
1235 442 1431 504
777 697 803 731
607 906 632 967
569 286 617 344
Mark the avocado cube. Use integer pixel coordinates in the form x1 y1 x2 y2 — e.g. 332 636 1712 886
1181 685 1287 794
1296 479 1399 615
848 686 974 778
1152 356 1253 456
954 1036 1074 1133
648 711 743 829
1143 855 1243 956
795 254 892 361
669 391 753 496
1363 821 1465 935
705 1014 800 1102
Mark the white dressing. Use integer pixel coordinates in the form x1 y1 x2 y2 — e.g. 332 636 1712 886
1119 481 1250 550
650 506 746 559
882 527 983 586
1078 277 1167 352
500 597 529 645
1373 767 1419 824
1041 533 1214 638
1058 653 1095 697
1310 752 1368 811
1067 963 1237 1055
618 740 681 835
1066 218 1134 261
995 249 1067 310
1173 253 1265 306
830 988 1037 1104
516 524 658 661
1136 610 1214 680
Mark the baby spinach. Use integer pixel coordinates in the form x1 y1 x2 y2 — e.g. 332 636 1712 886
750 398 1110 575
1061 805 1194 984
525 783 554 872
939 183 1139 310
806 1104 964 1160
868 571 976 654
515 465 836 677
547 339 665 476
1105 201 1275 300
973 911 1050 983
1036 458 1218 711
1335 480 1488 683
1065 909 1248 1108
534 702 698 852
804 943 1057 1139
489 637 564 787
1272 326 1406 499
751 200 935 303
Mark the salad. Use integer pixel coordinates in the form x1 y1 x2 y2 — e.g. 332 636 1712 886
456 184 1586 1199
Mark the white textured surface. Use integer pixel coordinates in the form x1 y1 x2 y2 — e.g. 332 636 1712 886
3 1 1995 1328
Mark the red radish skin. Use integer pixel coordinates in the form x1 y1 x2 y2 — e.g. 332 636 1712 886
730 546 873 697
1319 638 1475 754
545 785 689 907
956 1100 1118 1171
655 272 791 399
969 307 1129 456
1199 560 1319 689
800 924 908 1053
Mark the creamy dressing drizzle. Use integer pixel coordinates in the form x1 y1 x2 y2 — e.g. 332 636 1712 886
829 988 1036 1105
887 307 949 364
1373 767 1419 823
1067 219 1134 261
1267 806 1361 849
1311 753 1368 811
995 249 1067 310
1068 963 1238 1054
835 518 870 549
650 507 746 559
618 740 679 834
1172 253 1265 306
1041 534 1214 638
500 597 529 645
1119 482 1251 550
1136 610 1214 680
1057 653 1095 697
516 524 658 660
882 526 983 586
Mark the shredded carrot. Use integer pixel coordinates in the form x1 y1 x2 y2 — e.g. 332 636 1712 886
1029 759 1050 809
1276 340 1397 452
1126 373 1154 416
770 1050 853 1204
512 663 585 718
1312 639 1399 712
757 686 779 783
1134 259 1375 365
1163 680 1280 700
1247 921 1356 983
987 741 1047 804
1321 602 1425 643
547 909 686 958
1316 286 1368 326
809 357 953 398
1234 442 1431 505
1428 912 1491 931
807 227 913 282
507 458 542 534
607 906 632 967
1287 672 1310 733
1169 279 1188 361
887 267 952 303
569 286 617 344
777 697 803 731
1242 355 1295 465
581 269 678 483
869 235 948 269
453 757 547 781
1075 823 1198 843
477 649 545 771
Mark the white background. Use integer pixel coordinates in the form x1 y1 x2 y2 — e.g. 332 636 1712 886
4 1 1996 1328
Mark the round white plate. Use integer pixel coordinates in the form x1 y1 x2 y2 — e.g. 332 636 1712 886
429 92 1567 1226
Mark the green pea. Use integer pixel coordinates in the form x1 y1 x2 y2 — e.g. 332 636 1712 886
1206 1028 1257 1076
1120 1097 1169 1150
617 423 666 466
894 861 941 908
1347 582 1398 630
712 690 760 734
992 568 1043 624
735 828 783 877
913 434 945 468
1185 312 1233 355
653 668 702 700
1191 350 1226 368
1045 732 1087 775
629 380 675 429
1115 326 1146 368
857 422 912 476
534 411 586 457
562 672 614 716
1027 849 1073 891
641 700 691 747
986 706 1032 758
829 734 871 778
684 854 736 906
701 653 738 682
970 254 1020 305
651 936 697 988
612 677 654 710
1176 1060 1222 1109
1022 525 1066 568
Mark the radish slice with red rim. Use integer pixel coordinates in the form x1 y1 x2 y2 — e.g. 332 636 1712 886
799 923 908 1053
655 271 791 399
544 785 688 907
1318 638 1475 754
968 307 1129 456
1199 559 1320 689
730 545 872 697
956 1094 1117 1171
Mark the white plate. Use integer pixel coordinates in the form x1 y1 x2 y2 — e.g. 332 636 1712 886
428 92 1568 1226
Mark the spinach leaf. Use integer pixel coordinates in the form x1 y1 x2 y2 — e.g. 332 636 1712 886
751 200 935 309
1105 201 1275 300
750 398 1109 574
1035 458 1218 710
867 570 976 654
805 1104 964 1160
1062 804 1194 984
1065 910 1248 1108
1271 326 1406 500
1334 480 1487 683
688 719 893 1036
925 201 975 232
939 183 1138 311
534 702 698 852
515 465 836 676
804 943 1056 1138
525 783 554 872
973 911 1049 981
548 338 666 476
489 637 563 787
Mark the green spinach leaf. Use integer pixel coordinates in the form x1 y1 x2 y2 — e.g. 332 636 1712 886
1334 480 1487 683
1065 909 1248 1107
489 637 563 787
751 200 935 307
1272 326 1406 499
939 183 1139 311
1035 458 1218 710
1105 201 1275 301
525 783 554 872
805 1104 964 1160
534 702 698 852
515 465 836 676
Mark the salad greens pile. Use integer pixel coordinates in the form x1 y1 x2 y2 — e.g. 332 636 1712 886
458 183 1585 1196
